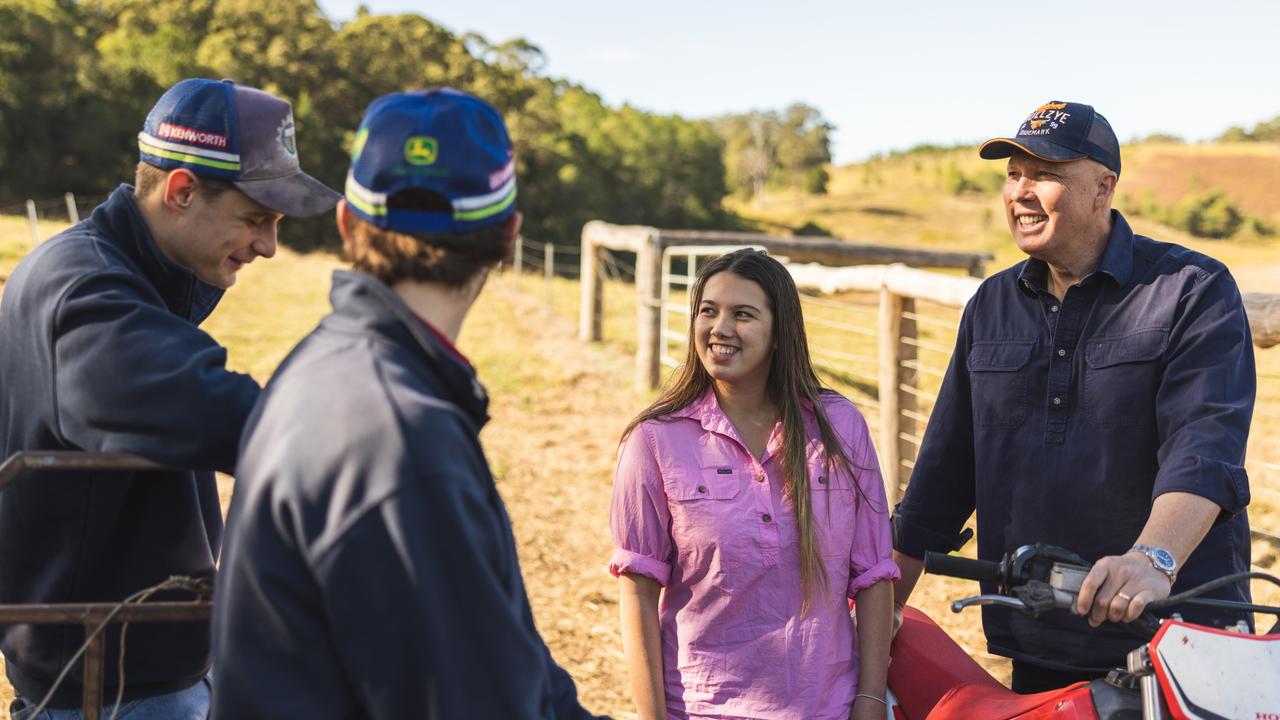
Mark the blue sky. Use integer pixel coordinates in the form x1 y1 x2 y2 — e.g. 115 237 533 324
317 1 1280 165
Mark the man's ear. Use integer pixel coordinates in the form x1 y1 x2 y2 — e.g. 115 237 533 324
335 199 358 257
1096 171 1118 210
162 169 200 213
335 199 354 240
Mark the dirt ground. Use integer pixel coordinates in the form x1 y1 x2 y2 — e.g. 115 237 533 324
3 268 1275 718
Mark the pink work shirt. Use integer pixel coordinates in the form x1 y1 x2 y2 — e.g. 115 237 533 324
610 389 899 720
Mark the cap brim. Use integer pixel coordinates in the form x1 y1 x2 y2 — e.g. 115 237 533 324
978 137 1087 164
235 172 341 218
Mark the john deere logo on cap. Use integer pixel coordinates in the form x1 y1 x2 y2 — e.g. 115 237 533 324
404 136 438 165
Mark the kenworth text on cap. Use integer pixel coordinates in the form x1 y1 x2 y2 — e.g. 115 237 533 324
343 87 517 237
978 100 1122 176
138 78 340 217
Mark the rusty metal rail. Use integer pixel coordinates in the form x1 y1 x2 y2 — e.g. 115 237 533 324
0 451 210 720
0 451 166 491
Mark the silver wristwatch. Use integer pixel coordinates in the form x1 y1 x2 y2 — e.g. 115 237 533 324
1129 544 1178 584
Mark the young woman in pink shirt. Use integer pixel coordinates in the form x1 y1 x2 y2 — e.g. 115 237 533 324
610 249 899 720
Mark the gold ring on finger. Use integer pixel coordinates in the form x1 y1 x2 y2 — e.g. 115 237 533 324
1116 592 1132 602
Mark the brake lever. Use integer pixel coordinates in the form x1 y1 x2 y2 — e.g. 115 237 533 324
950 594 1029 613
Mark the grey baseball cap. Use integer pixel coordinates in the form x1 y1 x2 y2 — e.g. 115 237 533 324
139 79 340 217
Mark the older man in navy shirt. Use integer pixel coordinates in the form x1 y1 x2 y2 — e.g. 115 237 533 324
891 101 1254 693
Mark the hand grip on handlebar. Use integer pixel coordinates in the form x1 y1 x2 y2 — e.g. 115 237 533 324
924 551 1004 584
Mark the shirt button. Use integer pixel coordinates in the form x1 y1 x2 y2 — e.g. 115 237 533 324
696 484 707 493
1051 305 1060 313
762 513 773 523
1057 348 1066 357
818 476 828 485
1052 397 1062 406
756 474 765 483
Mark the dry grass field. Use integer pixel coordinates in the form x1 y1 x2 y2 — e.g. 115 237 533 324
0 196 1276 717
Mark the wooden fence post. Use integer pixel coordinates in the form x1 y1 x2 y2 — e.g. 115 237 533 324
513 236 523 290
65 193 79 224
897 297 919 494
1246 293 1280 348
25 200 38 246
579 230 603 342
544 243 554 309
878 286 904 503
635 231 663 391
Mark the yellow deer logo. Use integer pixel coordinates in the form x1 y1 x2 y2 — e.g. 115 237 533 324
1036 102 1068 113
1030 120 1048 130
404 136 439 166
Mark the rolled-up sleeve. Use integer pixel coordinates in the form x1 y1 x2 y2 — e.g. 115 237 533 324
845 410 900 598
609 424 674 586
1152 268 1255 517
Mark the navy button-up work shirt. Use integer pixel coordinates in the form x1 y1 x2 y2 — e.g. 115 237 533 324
895 211 1255 672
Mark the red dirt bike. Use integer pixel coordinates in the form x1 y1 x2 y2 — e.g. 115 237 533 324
884 544 1280 720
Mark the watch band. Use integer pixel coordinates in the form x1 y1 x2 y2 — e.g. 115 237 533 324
1129 543 1178 584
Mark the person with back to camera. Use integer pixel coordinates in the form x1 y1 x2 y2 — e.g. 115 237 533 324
610 248 898 720
891 100 1255 693
210 87 608 719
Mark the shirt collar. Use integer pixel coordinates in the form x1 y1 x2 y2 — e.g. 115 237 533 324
1090 210 1135 286
669 387 814 463
1015 209 1134 296
670 388 723 431
416 314 474 371
93 184 225 324
327 270 490 426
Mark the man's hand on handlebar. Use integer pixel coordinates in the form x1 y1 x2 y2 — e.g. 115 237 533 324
1075 552 1172 627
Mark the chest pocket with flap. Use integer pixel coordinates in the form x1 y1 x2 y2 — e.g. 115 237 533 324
1085 328 1167 426
967 340 1035 429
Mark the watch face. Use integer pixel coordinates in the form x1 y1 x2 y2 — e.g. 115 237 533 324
1152 548 1176 571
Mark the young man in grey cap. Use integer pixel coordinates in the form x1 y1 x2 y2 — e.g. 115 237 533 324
212 88 606 719
890 101 1254 692
0 78 338 718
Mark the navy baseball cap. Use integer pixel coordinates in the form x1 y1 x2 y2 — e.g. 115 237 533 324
979 100 1121 176
138 78 340 217
343 88 517 236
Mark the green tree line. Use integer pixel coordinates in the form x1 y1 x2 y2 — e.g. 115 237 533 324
1217 115 1280 143
0 0 833 249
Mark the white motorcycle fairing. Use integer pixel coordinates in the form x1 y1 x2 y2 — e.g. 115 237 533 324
1148 620 1280 720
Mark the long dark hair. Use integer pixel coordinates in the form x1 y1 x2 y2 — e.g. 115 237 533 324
623 248 855 608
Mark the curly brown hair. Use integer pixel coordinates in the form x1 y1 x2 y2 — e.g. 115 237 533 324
344 189 513 288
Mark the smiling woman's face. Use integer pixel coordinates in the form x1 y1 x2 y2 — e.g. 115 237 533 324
693 271 774 390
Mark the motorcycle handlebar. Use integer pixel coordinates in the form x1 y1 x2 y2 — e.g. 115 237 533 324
924 551 1004 584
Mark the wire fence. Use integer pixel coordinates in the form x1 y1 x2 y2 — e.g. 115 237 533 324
6 199 1280 572
0 193 110 248
506 235 639 319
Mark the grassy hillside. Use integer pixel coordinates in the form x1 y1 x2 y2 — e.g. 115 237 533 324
731 141 1280 279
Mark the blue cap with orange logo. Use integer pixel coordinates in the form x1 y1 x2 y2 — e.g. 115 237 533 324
343 88 517 236
979 100 1121 176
